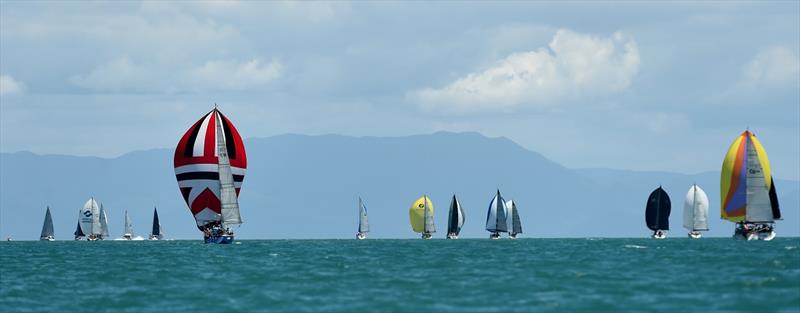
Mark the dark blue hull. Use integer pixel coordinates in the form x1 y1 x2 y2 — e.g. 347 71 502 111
204 235 234 244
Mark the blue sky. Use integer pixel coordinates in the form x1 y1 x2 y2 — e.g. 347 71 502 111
1 1 798 179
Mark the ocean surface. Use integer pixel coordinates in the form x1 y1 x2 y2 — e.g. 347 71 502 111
1 238 799 312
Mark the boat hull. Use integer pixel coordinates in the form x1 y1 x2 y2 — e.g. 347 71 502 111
688 231 702 239
356 233 366 240
205 235 234 244
651 231 667 239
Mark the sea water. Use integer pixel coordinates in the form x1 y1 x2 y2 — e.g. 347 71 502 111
1 238 799 312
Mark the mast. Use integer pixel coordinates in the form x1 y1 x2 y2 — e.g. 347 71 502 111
216 110 242 226
40 206 54 239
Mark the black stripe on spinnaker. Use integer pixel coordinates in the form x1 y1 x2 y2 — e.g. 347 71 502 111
217 111 237 160
183 112 211 158
176 172 244 182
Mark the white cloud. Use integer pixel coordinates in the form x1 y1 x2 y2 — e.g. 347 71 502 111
70 56 153 92
187 58 282 91
0 74 24 95
739 46 800 88
413 29 640 114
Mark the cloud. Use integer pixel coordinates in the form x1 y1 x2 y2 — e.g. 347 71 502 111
739 46 800 89
0 74 24 95
69 57 282 93
413 29 639 114
187 58 282 91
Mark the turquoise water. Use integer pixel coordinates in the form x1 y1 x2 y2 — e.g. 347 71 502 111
1 238 799 312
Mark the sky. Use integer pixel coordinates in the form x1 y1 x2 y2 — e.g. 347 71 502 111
1 1 799 179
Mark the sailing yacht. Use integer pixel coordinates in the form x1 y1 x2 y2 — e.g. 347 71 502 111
506 200 522 239
79 198 103 241
446 195 465 239
721 130 782 241
410 195 435 239
356 197 369 240
73 221 85 241
485 190 508 239
683 184 709 239
99 203 109 240
40 206 55 241
120 210 138 240
149 207 163 240
174 106 247 244
645 187 671 239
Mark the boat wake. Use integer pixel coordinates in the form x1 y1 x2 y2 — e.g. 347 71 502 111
624 244 647 249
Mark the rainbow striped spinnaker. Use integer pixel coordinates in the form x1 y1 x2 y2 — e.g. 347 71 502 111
720 130 781 223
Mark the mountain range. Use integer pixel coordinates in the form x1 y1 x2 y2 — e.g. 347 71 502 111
1 131 797 239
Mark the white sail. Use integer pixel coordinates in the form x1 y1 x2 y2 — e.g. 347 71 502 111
216 113 242 225
423 195 436 233
80 198 101 235
682 185 709 231
99 204 109 237
745 140 773 223
455 198 465 231
124 210 134 236
486 191 508 232
506 200 514 232
358 198 370 233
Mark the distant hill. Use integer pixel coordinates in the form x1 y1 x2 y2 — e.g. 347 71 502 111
1 132 797 240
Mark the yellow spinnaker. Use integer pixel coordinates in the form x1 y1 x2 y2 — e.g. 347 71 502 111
409 195 433 233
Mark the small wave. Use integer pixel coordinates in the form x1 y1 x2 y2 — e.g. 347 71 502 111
785 246 797 250
624 244 647 249
269 253 279 257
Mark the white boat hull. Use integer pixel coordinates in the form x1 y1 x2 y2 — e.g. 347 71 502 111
688 232 702 239
446 234 458 239
651 230 667 239
356 233 366 240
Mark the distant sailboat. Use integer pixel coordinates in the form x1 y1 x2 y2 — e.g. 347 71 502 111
506 200 522 239
721 130 781 241
410 195 435 239
485 190 508 239
149 207 163 240
40 207 55 241
646 187 671 239
80 198 102 241
356 197 369 240
446 195 465 239
683 184 709 239
99 203 109 240
73 221 85 241
122 210 134 240
174 107 247 244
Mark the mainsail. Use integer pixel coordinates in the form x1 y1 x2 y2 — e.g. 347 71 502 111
447 195 465 236
99 204 109 238
720 130 781 223
645 187 671 231
40 207 54 240
409 195 435 233
123 210 134 236
150 207 162 238
174 107 247 230
485 190 508 233
507 200 522 235
682 185 709 231
358 198 370 233
80 198 101 236
73 221 84 237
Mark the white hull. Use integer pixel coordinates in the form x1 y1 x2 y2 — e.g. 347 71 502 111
356 233 366 240
447 234 458 239
40 236 55 241
651 231 667 239
688 232 702 239
421 233 433 240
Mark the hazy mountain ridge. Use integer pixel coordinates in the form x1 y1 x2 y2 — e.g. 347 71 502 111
1 132 797 240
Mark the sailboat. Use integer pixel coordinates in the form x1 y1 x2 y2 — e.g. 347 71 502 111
721 130 781 241
356 197 369 240
506 200 522 239
410 195 435 239
446 195 465 239
120 210 137 240
174 106 247 244
79 198 102 241
149 207 163 240
40 206 55 241
99 203 109 240
683 184 709 239
485 190 508 239
645 187 671 239
73 221 85 241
